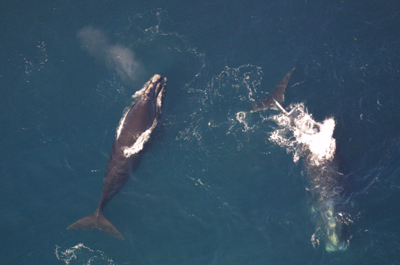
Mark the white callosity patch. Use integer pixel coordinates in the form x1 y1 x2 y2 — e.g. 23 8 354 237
156 82 165 109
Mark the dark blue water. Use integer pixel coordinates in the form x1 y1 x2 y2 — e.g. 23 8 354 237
1 1 400 264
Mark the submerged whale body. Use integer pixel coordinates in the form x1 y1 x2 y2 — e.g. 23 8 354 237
301 137 348 252
246 68 348 251
68 74 167 239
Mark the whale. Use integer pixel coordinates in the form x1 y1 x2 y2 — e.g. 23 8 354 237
68 74 167 239
246 67 348 251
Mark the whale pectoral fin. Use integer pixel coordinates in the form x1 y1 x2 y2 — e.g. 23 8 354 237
67 210 124 239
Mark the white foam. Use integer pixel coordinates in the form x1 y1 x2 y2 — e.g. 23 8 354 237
115 107 130 140
235 111 256 132
296 118 336 164
269 103 336 166
55 243 115 265
123 128 152 157
122 117 159 157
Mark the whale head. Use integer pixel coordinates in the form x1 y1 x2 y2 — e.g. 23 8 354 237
142 74 167 112
319 200 349 252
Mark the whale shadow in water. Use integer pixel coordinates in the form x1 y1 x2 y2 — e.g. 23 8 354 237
243 67 350 252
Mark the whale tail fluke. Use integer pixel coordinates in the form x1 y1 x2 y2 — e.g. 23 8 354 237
246 66 296 113
67 209 124 239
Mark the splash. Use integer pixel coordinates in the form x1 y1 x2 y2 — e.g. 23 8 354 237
55 243 115 265
77 26 144 82
268 103 336 166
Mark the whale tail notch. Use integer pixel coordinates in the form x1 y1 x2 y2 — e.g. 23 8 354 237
67 209 124 239
246 66 296 114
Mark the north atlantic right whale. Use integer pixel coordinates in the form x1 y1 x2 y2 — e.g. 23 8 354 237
245 68 348 251
68 74 167 239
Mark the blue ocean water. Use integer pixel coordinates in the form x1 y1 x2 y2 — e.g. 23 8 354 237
1 0 400 264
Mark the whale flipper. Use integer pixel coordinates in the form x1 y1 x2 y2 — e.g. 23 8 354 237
246 66 296 113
